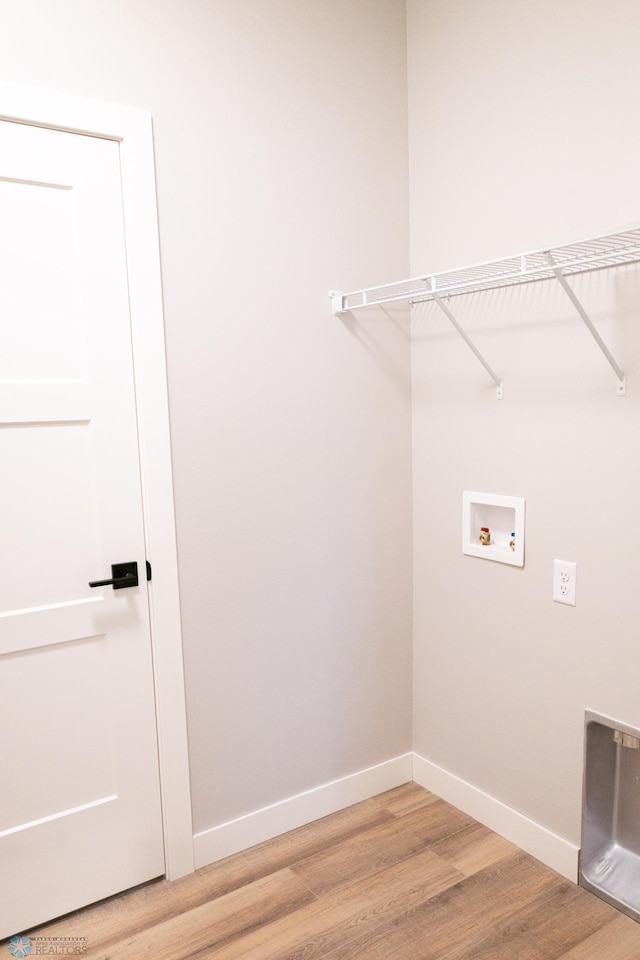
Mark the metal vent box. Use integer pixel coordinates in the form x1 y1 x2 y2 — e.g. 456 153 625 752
580 710 640 922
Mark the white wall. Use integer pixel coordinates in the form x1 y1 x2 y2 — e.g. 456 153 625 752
408 0 640 853
0 0 413 836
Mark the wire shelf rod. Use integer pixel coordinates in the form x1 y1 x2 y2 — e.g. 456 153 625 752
332 229 640 314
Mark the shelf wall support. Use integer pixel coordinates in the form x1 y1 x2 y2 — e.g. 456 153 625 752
546 253 626 396
330 291 345 315
430 291 503 399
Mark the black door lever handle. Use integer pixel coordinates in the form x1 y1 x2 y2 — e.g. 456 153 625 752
89 561 139 590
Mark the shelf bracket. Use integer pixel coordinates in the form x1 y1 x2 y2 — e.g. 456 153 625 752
546 253 626 397
330 291 345 315
430 291 503 399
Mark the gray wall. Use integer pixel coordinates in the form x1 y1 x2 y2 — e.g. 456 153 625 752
0 0 413 833
408 0 640 845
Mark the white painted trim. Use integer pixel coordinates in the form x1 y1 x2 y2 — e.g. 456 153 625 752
193 754 413 869
0 81 194 879
412 753 579 881
193 749 577 881
118 109 195 881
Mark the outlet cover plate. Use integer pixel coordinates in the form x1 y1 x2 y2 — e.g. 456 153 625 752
553 559 576 605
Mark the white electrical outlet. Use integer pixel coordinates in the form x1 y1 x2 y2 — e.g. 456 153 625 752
553 559 576 606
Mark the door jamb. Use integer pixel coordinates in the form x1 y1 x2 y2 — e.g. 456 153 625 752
0 82 194 879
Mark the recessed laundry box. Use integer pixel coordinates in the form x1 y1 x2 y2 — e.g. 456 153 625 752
580 710 640 922
462 491 525 566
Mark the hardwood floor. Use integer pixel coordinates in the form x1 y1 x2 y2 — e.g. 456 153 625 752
12 783 640 958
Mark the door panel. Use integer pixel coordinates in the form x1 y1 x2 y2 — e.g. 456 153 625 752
1 637 115 833
0 119 165 938
0 177 84 380
2 422 96 611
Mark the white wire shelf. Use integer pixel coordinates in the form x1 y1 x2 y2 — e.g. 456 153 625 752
331 228 640 312
330 226 640 398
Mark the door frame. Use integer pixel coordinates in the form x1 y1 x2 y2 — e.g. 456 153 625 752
0 81 194 880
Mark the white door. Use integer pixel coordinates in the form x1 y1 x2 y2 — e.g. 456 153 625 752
0 119 165 938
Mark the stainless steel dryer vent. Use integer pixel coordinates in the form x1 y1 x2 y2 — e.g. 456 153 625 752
580 710 640 922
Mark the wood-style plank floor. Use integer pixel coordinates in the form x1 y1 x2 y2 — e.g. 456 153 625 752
12 783 640 958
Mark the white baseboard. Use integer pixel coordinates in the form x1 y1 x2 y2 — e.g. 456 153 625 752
412 752 579 881
193 753 413 870
193 751 579 881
